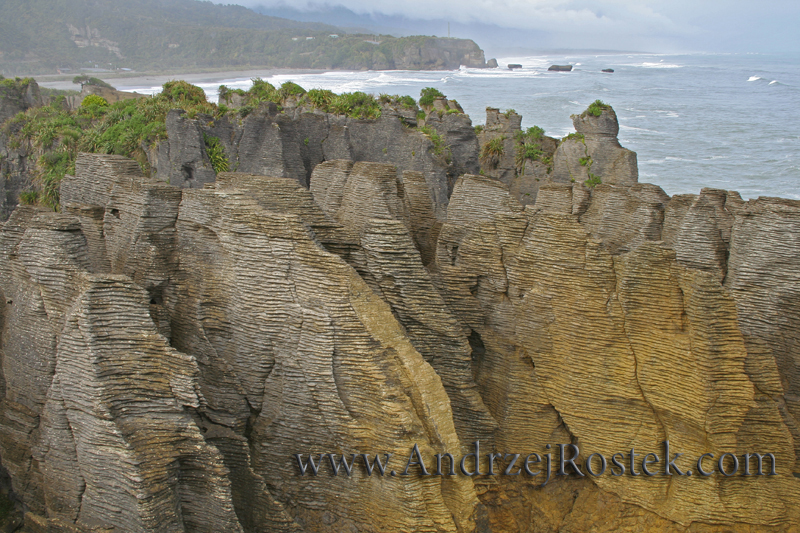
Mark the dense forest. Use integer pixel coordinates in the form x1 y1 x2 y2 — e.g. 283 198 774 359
0 0 487 74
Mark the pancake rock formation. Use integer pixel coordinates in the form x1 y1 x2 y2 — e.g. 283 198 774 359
0 102 799 532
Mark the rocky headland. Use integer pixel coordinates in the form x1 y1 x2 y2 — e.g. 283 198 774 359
0 80 799 532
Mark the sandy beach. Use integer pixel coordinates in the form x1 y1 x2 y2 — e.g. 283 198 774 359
35 67 330 92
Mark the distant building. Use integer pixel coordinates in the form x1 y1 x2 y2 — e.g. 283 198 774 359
306 36 314 40
292 37 300 41
329 34 339 38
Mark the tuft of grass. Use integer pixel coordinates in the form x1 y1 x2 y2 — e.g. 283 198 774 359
419 87 445 107
277 81 307 100
203 134 229 173
526 125 544 139
19 190 39 205
474 124 484 135
247 78 277 103
329 92 382 119
563 132 585 143
379 93 417 109
514 125 548 172
418 125 449 158
162 80 208 106
503 109 517 118
584 173 602 187
306 88 335 108
480 136 506 168
302 88 381 119
397 95 417 109
585 99 610 117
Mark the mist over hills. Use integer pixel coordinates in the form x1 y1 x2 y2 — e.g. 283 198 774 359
252 3 545 57
0 0 488 75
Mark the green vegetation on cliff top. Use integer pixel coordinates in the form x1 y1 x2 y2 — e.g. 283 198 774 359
514 126 549 172
3 79 425 210
585 100 611 117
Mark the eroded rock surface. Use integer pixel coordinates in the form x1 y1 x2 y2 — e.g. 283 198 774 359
1 101 799 533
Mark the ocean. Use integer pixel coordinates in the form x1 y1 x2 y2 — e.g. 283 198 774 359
119 53 800 200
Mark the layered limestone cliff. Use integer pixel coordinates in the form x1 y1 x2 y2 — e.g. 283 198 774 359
0 103 799 532
149 99 476 220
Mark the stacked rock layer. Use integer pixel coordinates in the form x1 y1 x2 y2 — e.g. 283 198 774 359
0 105 799 532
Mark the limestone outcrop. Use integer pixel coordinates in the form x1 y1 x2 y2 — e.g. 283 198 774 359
477 107 559 206
0 79 42 219
151 101 474 220
1 99 799 532
0 78 42 126
551 105 638 186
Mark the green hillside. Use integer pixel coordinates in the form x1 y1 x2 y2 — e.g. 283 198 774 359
0 0 487 74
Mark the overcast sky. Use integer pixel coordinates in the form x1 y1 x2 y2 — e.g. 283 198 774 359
221 0 800 53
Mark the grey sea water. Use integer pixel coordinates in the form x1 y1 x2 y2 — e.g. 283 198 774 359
121 53 800 199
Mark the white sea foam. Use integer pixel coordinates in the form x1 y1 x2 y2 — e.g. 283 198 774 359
639 62 682 69
620 125 662 133
101 52 799 200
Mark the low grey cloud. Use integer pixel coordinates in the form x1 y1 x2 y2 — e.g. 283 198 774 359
220 0 800 53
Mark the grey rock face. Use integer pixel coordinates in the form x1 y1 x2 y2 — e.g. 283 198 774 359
153 103 468 220
422 108 480 193
0 79 42 126
477 107 522 186
0 80 43 220
551 105 638 186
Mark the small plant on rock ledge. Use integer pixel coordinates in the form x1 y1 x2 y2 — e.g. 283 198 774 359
19 190 39 205
584 173 602 188
480 136 505 169
204 134 229 173
419 126 449 161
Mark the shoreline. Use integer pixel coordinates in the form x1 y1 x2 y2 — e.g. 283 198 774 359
35 67 333 91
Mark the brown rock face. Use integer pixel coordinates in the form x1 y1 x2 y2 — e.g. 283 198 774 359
1 101 799 532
